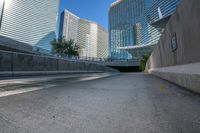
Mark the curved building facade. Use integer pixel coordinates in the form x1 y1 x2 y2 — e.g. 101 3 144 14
109 0 181 59
0 0 59 52
146 0 181 25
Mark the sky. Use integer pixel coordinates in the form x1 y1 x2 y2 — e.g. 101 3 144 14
57 0 115 36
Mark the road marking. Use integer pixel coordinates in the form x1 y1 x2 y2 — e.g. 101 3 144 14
0 73 116 98
0 85 56 98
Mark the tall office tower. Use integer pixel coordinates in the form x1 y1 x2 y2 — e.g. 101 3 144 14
77 19 91 57
77 19 108 58
59 10 108 59
133 23 142 46
109 0 181 59
97 26 109 58
0 0 59 52
59 9 79 43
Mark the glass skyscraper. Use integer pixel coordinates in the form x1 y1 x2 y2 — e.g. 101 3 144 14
0 0 59 52
146 0 181 25
109 0 181 59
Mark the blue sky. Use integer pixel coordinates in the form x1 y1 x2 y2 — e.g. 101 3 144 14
57 0 115 36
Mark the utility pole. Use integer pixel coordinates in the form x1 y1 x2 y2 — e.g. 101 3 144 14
0 0 5 31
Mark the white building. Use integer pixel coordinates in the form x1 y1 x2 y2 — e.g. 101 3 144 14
77 19 108 58
0 0 59 51
97 26 108 58
59 10 108 58
59 9 79 43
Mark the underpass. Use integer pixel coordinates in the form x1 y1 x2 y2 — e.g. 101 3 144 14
82 60 140 72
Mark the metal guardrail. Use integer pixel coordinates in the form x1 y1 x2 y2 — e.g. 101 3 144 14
47 55 140 67
0 49 140 69
51 55 140 63
0 35 139 63
34 51 140 63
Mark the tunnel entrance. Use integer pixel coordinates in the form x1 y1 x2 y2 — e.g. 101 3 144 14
108 66 141 72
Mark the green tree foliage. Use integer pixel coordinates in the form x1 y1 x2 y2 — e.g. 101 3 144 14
140 53 151 71
51 37 79 57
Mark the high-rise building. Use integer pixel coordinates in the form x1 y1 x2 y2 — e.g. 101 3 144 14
59 9 79 43
97 26 109 59
59 10 108 59
77 19 108 58
109 0 181 59
77 19 95 57
0 0 59 52
146 0 182 27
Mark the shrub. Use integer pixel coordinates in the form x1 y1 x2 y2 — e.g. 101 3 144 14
140 53 151 71
51 37 79 57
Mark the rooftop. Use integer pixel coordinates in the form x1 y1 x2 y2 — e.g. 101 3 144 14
110 0 124 8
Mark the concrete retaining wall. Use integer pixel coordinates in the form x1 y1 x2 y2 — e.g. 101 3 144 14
147 0 200 69
0 50 118 77
146 0 200 93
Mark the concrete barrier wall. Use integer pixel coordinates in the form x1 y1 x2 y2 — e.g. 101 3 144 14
0 50 118 76
146 0 200 93
0 51 12 71
147 0 200 69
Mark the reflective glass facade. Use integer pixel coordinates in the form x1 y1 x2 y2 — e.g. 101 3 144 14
0 0 59 51
109 0 181 59
146 0 181 24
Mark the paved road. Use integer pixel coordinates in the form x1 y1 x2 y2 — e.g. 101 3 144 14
0 73 200 133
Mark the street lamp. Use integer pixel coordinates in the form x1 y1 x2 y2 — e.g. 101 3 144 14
0 0 5 31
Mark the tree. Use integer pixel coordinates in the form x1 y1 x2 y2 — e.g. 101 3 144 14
140 53 151 71
51 37 79 57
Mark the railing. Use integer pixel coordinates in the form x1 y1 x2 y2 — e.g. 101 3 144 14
50 54 140 63
34 50 140 63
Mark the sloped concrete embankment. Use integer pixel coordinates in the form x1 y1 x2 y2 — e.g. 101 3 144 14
146 0 200 93
0 50 118 77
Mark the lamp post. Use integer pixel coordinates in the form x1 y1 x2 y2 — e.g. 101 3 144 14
0 0 5 31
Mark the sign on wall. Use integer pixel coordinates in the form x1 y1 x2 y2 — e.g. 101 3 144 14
171 33 178 52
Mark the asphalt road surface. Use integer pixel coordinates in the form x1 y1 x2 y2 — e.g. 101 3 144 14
0 73 200 133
